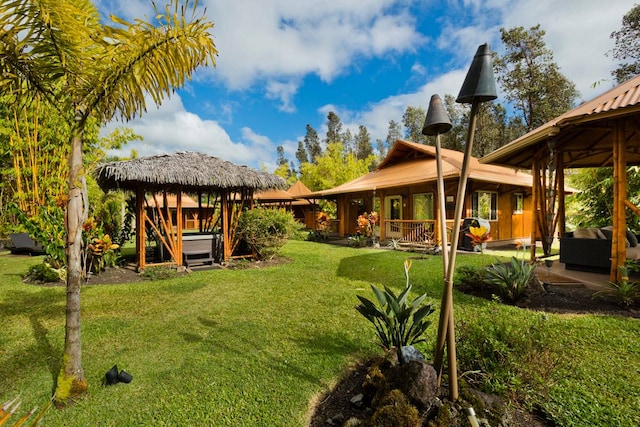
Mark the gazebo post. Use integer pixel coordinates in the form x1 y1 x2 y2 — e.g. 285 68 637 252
176 191 183 267
222 189 231 261
557 154 566 237
530 159 540 261
136 186 146 270
612 121 627 283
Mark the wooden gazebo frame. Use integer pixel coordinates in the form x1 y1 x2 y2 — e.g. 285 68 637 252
481 75 640 282
95 152 286 270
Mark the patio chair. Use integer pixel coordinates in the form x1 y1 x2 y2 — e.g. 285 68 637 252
8 233 45 255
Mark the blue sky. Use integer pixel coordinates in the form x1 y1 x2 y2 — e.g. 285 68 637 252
100 0 635 172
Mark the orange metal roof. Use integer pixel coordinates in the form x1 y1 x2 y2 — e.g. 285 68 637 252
287 180 313 197
254 188 294 201
313 140 534 196
481 74 640 168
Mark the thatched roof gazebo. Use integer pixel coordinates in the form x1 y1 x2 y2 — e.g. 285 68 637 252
95 152 287 269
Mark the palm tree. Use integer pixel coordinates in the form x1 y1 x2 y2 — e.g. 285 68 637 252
0 0 217 405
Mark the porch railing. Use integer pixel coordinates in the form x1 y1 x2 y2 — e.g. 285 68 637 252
383 220 438 245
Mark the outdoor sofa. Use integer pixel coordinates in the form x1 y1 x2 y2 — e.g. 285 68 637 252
8 233 45 255
559 226 640 272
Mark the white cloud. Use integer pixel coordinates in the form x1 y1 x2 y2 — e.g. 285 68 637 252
199 0 426 106
337 69 469 145
103 95 275 170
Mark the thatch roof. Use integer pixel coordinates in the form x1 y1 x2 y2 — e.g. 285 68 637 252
95 152 287 192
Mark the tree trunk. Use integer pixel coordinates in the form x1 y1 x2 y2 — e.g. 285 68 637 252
54 121 88 406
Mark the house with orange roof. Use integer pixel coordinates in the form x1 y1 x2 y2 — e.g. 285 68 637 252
313 139 537 247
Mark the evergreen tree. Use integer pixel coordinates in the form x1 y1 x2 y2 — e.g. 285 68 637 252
295 140 308 165
494 25 579 131
304 124 322 164
609 4 640 84
402 106 428 144
342 128 355 154
325 111 343 145
383 119 402 156
440 94 467 152
355 125 374 160
276 145 288 167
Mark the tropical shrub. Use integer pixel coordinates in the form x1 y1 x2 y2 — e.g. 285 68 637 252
355 260 435 363
237 207 303 260
485 257 536 302
454 265 489 290
10 202 66 269
25 263 60 283
593 265 640 307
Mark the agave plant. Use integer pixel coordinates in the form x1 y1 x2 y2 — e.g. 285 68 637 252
593 265 640 307
355 260 435 363
485 256 536 302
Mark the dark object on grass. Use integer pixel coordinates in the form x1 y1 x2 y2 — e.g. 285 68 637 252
8 233 45 255
104 365 133 385
118 370 133 384
105 365 119 385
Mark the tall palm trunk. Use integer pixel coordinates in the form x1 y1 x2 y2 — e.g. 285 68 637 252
54 119 88 406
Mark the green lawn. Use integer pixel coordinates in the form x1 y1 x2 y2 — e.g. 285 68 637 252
1 240 639 426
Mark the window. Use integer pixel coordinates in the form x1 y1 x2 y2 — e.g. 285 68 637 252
514 193 523 214
413 193 434 220
472 191 497 220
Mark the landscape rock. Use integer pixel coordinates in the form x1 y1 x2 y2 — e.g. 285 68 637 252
385 360 438 411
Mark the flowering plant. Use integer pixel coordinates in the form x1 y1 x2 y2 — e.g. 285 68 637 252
356 211 378 237
465 225 491 253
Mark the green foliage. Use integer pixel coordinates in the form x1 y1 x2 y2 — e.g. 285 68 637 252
141 265 177 281
25 263 61 283
495 24 579 131
355 260 435 362
237 207 303 260
402 106 429 144
456 308 558 404
10 202 66 269
609 3 640 83
386 238 401 250
454 264 489 288
485 257 536 302
593 265 640 307
365 389 421 427
567 167 640 232
300 142 376 191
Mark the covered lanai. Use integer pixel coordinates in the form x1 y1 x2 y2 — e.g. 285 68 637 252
95 152 286 270
481 74 640 282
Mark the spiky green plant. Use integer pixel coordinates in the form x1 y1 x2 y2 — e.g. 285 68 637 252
485 256 536 302
593 265 640 307
355 260 435 362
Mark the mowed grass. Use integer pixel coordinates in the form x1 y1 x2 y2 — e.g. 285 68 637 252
1 240 639 426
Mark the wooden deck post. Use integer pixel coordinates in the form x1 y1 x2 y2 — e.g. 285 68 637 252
176 191 183 267
611 121 627 283
530 158 540 261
